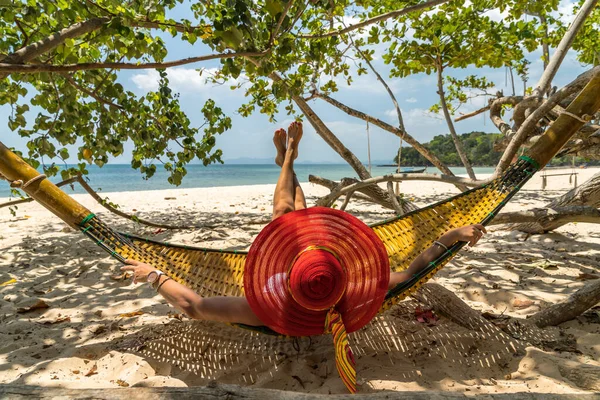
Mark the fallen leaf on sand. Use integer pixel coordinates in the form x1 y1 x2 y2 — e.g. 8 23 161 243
1 278 16 286
513 299 534 309
92 325 106 335
118 311 144 318
168 312 184 321
525 259 562 271
116 379 129 387
415 307 439 325
577 273 599 281
43 316 71 324
110 272 131 281
17 298 50 313
85 364 98 377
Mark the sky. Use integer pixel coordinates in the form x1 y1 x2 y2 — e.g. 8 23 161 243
0 0 590 165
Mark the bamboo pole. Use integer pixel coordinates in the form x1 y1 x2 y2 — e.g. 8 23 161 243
0 142 91 228
526 71 600 168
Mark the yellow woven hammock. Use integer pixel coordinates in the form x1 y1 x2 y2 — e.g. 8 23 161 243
1 73 598 393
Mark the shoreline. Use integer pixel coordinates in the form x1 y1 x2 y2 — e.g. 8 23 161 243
1 166 596 203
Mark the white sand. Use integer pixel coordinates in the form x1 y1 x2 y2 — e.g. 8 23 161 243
0 167 599 394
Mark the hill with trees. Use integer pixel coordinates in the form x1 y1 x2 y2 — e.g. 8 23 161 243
395 132 599 167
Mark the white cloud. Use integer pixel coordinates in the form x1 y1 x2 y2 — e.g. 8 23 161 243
384 107 442 124
406 97 417 103
555 1 577 25
131 67 246 93
131 69 161 91
483 7 510 22
384 109 397 118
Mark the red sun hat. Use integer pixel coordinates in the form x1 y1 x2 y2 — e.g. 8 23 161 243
244 207 390 336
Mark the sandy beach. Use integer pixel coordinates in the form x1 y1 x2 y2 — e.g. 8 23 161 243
1 167 599 394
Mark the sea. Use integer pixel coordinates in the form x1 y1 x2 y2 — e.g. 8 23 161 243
0 164 497 198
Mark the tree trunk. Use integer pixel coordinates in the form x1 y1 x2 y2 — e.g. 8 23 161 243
411 283 489 331
3 384 593 399
435 64 476 180
0 17 110 79
528 279 600 328
533 0 600 97
490 206 600 231
510 172 600 233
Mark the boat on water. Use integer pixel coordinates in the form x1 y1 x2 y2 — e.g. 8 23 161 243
375 165 427 174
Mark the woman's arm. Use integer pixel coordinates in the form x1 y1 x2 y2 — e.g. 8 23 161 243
121 260 263 326
388 224 487 290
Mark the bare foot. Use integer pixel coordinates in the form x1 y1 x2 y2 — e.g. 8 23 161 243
286 121 303 160
273 128 287 167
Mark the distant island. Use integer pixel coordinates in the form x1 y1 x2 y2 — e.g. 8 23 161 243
394 131 598 167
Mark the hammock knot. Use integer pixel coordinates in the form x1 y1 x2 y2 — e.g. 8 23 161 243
5 174 47 190
560 110 592 124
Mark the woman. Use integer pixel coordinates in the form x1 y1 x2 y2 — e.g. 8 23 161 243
122 121 486 326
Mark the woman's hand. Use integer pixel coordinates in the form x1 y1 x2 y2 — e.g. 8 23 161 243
445 224 487 246
121 259 155 284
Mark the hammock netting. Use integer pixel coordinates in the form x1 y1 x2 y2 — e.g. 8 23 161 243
77 155 538 327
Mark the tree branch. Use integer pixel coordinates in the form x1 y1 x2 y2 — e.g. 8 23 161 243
454 104 491 122
14 19 30 49
435 58 475 181
308 174 395 209
73 175 197 229
129 19 210 35
495 67 600 175
507 171 600 233
62 73 123 109
299 0 452 39
314 172 485 207
0 51 268 74
489 96 522 136
0 17 110 66
269 0 294 47
313 93 457 179
490 205 600 229
0 17 110 79
533 0 599 96
529 279 600 328
0 177 79 209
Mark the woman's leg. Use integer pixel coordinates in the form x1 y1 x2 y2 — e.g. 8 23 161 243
293 173 307 210
272 122 303 220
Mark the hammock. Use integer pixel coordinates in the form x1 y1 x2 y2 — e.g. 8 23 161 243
1 71 598 392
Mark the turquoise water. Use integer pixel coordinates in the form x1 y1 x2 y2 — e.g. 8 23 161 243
0 164 496 197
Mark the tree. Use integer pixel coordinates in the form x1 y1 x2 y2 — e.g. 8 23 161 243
2 0 600 372
1 0 599 216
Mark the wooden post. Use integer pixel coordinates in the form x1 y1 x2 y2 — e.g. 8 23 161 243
0 141 91 227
